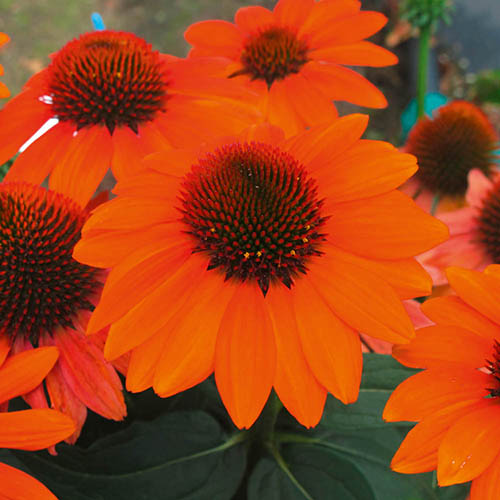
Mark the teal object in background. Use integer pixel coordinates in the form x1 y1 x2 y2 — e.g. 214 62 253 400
401 92 449 141
91 12 106 31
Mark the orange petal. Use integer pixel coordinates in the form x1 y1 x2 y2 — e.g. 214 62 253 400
48 125 113 207
112 169 181 200
4 121 73 185
0 462 57 500
153 271 234 397
141 148 197 176
383 368 490 422
184 21 243 57
438 403 500 486
0 408 75 450
103 253 207 360
0 334 10 367
0 87 53 166
0 347 58 405
302 61 387 108
392 325 492 369
266 285 327 427
328 190 449 259
308 248 415 344
52 329 126 421
235 6 274 31
391 399 488 474
446 267 500 327
215 282 276 429
470 451 500 500
292 277 362 404
266 80 303 137
421 295 500 340
310 41 397 67
273 0 315 29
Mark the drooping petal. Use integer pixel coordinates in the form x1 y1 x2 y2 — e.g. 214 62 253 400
234 6 274 32
266 285 327 428
215 282 276 429
0 462 57 500
184 21 243 58
273 0 315 29
310 41 397 67
467 168 494 209
470 451 500 500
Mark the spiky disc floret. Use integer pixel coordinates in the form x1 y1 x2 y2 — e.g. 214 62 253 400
0 183 101 342
478 179 500 262
406 101 498 196
47 30 169 134
230 26 309 86
180 142 327 296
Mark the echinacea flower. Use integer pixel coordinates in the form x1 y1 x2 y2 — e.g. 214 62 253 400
403 101 499 211
0 181 126 443
0 337 76 499
384 265 500 500
419 169 500 285
185 0 397 136
0 30 260 207
0 33 9 98
74 115 447 429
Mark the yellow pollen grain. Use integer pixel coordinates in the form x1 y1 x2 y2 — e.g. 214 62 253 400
256 251 262 257
210 227 216 233
305 225 310 230
302 237 308 243
243 252 250 259
290 250 296 256
116 72 122 78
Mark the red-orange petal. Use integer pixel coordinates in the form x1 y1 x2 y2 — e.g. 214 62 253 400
310 41 397 67
438 403 500 486
48 124 113 207
0 334 10 367
0 347 59 405
184 21 243 58
215 282 276 429
392 325 492 369
292 277 362 404
470 452 500 500
328 190 449 259
273 0 315 29
383 368 490 422
234 6 274 32
0 408 75 450
266 285 327 427
0 462 57 500
266 80 303 138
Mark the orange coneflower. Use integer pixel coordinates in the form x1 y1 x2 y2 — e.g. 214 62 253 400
0 33 9 98
184 0 397 136
384 265 500 500
0 337 76 499
402 101 499 212
0 181 126 443
74 115 448 429
0 30 260 207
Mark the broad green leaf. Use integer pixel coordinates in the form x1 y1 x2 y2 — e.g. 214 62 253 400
15 411 246 500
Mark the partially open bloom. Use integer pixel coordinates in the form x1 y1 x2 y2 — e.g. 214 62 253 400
185 0 397 136
0 33 9 98
0 182 126 443
0 338 76 499
0 30 260 207
403 101 499 211
419 169 500 285
74 115 447 429
384 265 500 500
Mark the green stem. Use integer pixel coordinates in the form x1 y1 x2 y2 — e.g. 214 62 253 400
417 24 431 119
250 390 283 449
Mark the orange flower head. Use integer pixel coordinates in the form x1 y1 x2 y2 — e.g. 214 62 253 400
406 101 498 197
185 0 397 135
75 115 448 430
48 31 169 135
0 32 9 98
0 182 126 443
0 30 260 207
384 265 500 499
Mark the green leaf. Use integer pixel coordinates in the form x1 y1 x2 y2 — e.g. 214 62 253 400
248 445 375 500
15 411 246 500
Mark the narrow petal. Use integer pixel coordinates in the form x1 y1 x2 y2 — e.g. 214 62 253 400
308 249 414 343
391 399 488 474
467 169 494 209
266 81 303 137
310 41 397 67
470 452 500 500
0 408 75 450
292 277 362 404
184 21 243 57
154 271 234 397
383 368 490 422
302 61 387 108
273 0 315 29
0 463 57 500
266 285 327 427
51 329 126 421
446 267 500 326
438 404 500 486
328 190 449 259
0 347 58 405
215 282 276 429
235 6 274 31
392 325 492 369
49 125 113 207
